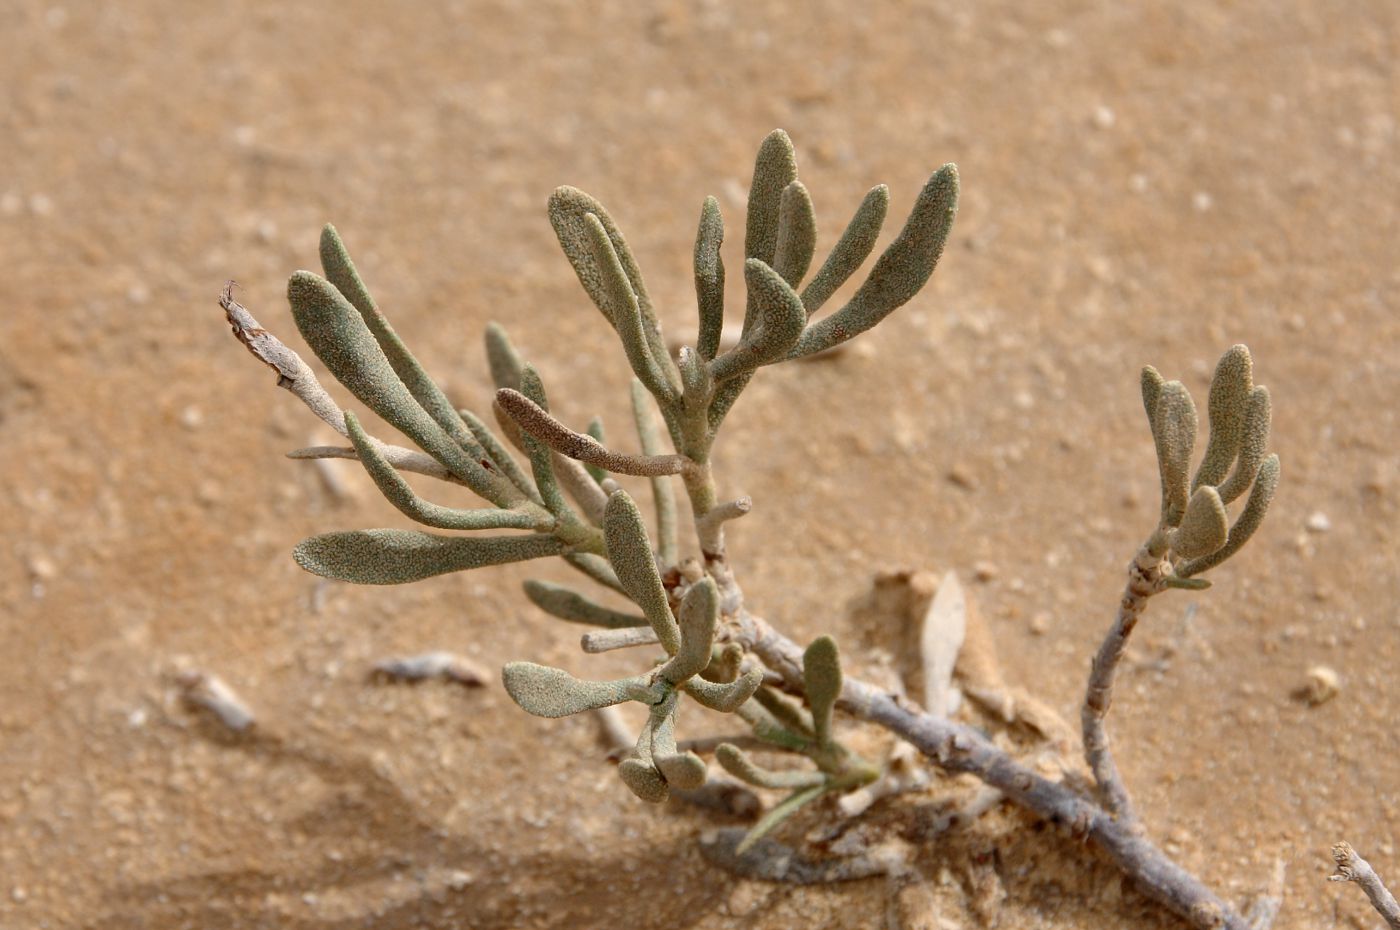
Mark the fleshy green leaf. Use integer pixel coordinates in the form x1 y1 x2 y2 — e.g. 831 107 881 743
583 213 680 404
736 783 830 854
604 490 680 653
483 322 525 392
293 529 565 585
709 259 807 383
790 164 958 358
1216 385 1271 505
287 272 514 504
344 412 542 531
1180 453 1280 577
319 226 496 475
772 180 816 288
685 669 763 713
660 578 719 685
803 635 843 748
717 744 826 790
744 129 799 268
502 662 647 718
1150 380 1198 526
694 196 727 361
1193 345 1253 491
522 579 648 628
618 758 670 803
800 185 889 315
1170 485 1229 559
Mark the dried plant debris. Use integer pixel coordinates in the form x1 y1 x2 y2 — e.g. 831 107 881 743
222 127 1290 930
919 570 967 717
1331 842 1400 930
175 668 255 733
370 652 488 687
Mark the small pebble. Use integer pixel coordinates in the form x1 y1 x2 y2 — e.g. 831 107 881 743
1302 665 1340 706
27 554 57 581
179 405 204 430
1305 511 1332 533
973 560 999 582
1029 612 1050 636
1192 191 1214 212
1092 105 1116 129
947 463 978 490
11 887 26 903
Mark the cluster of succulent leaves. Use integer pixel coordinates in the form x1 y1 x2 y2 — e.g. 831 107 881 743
1139 344 1279 588
276 130 958 846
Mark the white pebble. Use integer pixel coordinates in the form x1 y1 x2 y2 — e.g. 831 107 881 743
1305 511 1331 533
1192 191 1214 212
1302 666 1340 706
1092 106 1116 129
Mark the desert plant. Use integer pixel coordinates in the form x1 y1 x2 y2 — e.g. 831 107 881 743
222 129 1288 928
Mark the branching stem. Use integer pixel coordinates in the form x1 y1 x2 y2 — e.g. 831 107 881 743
1081 544 1163 833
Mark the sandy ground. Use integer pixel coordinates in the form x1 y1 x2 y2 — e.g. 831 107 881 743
2 1 1397 927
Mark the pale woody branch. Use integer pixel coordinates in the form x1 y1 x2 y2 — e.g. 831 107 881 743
1331 842 1400 930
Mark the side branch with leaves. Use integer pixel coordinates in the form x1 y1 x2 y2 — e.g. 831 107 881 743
222 130 1298 929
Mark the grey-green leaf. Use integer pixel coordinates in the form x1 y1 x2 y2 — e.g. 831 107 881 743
1180 453 1280 577
709 259 807 383
800 185 889 315
502 662 645 718
523 579 648 628
584 213 680 404
694 196 727 361
547 186 652 329
686 669 763 713
344 412 542 531
1169 486 1229 559
287 271 511 504
744 129 799 267
319 226 494 473
1151 380 1198 526
790 164 958 359
484 322 525 392
603 490 680 653
717 743 827 791
1193 345 1253 491
618 758 670 803
660 578 719 685
803 635 842 748
736 783 830 854
293 528 565 585
772 180 816 288
1216 385 1271 505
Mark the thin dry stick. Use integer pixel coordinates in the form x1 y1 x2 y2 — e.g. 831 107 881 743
696 497 752 545
1081 544 1162 835
288 444 457 483
225 286 467 487
730 606 1249 930
220 282 346 434
581 626 661 654
496 388 696 477
1331 842 1400 929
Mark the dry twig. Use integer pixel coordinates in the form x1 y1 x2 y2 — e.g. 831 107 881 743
1331 842 1400 929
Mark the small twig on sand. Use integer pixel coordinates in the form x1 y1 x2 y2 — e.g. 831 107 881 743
370 652 488 687
1245 857 1285 930
176 669 256 733
1331 842 1400 929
